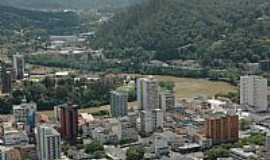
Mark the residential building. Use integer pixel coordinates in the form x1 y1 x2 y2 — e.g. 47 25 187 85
152 109 163 130
137 76 159 111
240 75 268 112
153 133 169 157
1 64 13 94
120 117 138 142
204 114 239 144
230 148 257 160
36 125 61 160
59 104 78 143
265 132 270 158
159 90 175 111
0 146 22 160
13 101 37 125
3 129 29 146
13 54 25 80
140 109 164 136
110 91 128 118
140 111 153 135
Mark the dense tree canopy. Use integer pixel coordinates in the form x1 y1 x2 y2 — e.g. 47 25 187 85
93 0 270 67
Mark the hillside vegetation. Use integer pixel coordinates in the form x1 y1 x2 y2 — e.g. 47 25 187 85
0 0 143 10
93 0 270 68
0 5 80 58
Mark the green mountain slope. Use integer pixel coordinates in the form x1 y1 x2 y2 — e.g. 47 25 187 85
0 5 79 35
0 0 143 10
93 0 270 67
0 5 80 58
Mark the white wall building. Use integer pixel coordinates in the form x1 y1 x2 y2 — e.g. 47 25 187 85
153 133 169 157
240 75 268 112
13 101 37 124
137 76 159 111
36 125 61 160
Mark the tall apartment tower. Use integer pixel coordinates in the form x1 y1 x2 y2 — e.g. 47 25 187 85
137 76 159 111
1 65 12 94
13 54 25 80
204 114 239 144
137 76 164 136
240 75 268 112
110 91 128 118
60 104 78 144
36 125 61 160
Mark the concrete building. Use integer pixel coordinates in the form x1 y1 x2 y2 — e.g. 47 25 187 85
140 109 164 136
1 64 13 94
137 76 159 111
36 125 61 160
59 104 78 144
110 91 128 118
159 90 175 111
152 109 163 130
3 130 29 146
230 148 257 160
140 111 153 135
119 117 138 142
13 54 25 80
153 133 169 157
13 101 37 132
240 75 268 112
204 114 239 144
265 132 270 157
0 146 22 160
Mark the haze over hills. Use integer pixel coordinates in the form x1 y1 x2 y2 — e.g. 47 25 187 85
93 0 270 67
0 0 143 10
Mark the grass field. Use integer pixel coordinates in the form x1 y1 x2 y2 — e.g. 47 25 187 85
39 75 237 119
155 75 237 99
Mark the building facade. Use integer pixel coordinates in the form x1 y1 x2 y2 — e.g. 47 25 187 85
13 54 25 80
110 91 128 118
137 76 159 111
240 75 268 112
60 104 78 143
1 64 13 94
159 91 175 111
204 115 239 144
36 125 61 160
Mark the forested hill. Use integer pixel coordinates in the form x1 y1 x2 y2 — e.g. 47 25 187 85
93 0 270 67
0 5 79 35
0 0 143 10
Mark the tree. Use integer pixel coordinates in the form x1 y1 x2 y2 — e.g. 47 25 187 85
240 118 252 131
126 147 145 160
206 147 230 160
159 81 175 91
85 141 104 154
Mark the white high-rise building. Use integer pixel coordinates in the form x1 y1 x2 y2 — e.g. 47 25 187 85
36 125 61 160
152 109 163 129
137 76 159 111
140 111 153 135
240 75 268 112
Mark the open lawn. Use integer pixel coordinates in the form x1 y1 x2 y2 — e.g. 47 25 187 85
155 75 237 99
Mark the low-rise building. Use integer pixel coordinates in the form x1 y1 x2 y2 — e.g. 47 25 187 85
230 148 258 160
153 133 169 157
3 129 29 146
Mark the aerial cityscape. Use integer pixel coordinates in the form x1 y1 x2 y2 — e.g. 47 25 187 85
0 0 270 160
